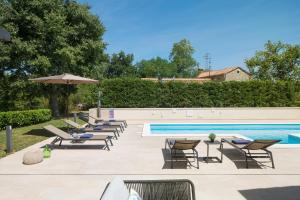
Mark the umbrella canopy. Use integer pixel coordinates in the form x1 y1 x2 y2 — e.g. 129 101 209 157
30 73 98 84
0 27 11 41
30 73 98 117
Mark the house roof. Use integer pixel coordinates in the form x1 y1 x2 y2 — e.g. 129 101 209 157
197 67 250 78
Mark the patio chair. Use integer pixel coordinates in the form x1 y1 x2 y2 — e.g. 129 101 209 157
220 138 281 168
166 139 201 169
44 125 113 151
63 119 119 140
100 177 196 200
79 113 124 132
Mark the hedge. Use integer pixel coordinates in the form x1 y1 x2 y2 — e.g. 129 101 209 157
0 109 52 129
100 78 300 108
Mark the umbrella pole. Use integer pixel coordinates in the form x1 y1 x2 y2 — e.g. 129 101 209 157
66 83 69 118
97 91 101 118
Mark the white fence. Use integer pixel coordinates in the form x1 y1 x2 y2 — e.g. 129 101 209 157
89 107 300 121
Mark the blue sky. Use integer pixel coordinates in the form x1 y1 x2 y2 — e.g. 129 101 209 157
80 0 300 70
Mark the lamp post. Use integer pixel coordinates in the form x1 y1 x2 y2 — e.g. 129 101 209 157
97 90 102 118
6 125 13 153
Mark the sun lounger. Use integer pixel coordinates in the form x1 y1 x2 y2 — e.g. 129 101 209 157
91 116 126 131
90 117 124 132
220 138 281 168
64 119 119 139
44 125 113 151
79 114 124 132
92 116 127 128
92 110 128 128
79 111 127 128
166 139 200 169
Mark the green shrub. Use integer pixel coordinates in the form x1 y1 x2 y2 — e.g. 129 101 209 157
0 109 52 129
100 78 300 108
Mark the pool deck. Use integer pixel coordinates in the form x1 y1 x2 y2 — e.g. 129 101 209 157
1 120 300 199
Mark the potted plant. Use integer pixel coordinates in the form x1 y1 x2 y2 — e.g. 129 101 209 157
43 145 51 158
208 133 216 142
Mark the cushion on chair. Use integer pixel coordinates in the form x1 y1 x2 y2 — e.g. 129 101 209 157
128 189 142 200
80 133 93 138
232 139 251 144
101 177 129 200
94 126 103 130
167 139 176 146
72 133 80 139
23 150 43 165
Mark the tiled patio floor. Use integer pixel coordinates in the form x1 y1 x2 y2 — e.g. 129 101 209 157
1 121 300 199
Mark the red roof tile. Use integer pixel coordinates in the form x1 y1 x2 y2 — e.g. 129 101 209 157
197 67 249 78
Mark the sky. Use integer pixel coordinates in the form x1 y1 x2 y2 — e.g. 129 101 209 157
80 0 300 70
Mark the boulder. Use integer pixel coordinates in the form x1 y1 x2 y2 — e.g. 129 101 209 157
23 150 43 165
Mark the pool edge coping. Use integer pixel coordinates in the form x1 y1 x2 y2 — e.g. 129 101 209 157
142 123 300 148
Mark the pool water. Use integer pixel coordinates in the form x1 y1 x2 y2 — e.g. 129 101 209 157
150 124 300 144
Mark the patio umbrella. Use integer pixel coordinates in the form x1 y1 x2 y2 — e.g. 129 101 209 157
30 73 99 116
0 27 11 41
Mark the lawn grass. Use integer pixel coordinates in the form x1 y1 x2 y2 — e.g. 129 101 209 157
0 118 85 158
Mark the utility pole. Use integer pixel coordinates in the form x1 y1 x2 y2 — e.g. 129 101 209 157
204 53 212 77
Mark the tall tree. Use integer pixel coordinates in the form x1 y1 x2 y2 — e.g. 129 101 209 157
169 39 197 77
104 51 135 78
136 57 176 78
0 0 108 116
246 41 300 80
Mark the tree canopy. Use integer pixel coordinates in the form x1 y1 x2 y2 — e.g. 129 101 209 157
136 57 176 78
104 51 135 78
169 39 198 77
2 1 300 114
246 41 300 80
0 0 108 115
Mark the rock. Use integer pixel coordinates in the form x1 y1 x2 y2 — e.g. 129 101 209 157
23 150 43 165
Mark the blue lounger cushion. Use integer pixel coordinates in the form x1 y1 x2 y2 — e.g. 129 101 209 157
232 139 251 144
93 126 103 130
80 133 93 138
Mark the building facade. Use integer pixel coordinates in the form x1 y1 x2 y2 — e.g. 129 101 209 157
197 67 251 81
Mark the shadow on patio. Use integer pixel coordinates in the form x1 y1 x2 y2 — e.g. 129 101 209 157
42 144 108 150
161 148 202 169
220 148 276 169
239 185 300 200
220 148 261 169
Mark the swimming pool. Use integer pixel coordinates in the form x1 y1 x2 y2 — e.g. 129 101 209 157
145 123 300 144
